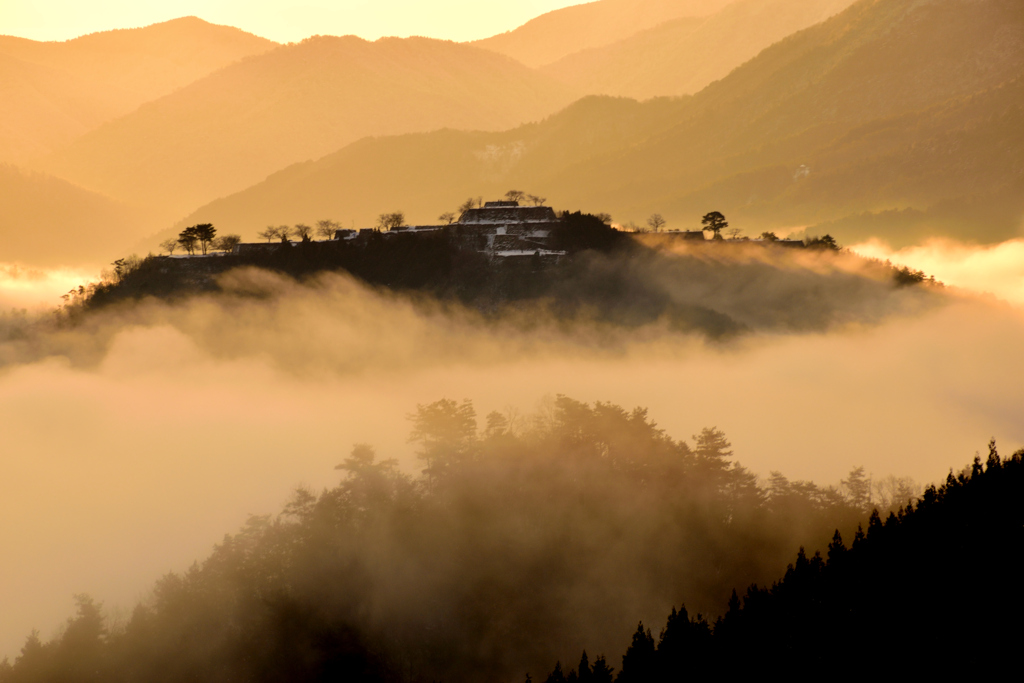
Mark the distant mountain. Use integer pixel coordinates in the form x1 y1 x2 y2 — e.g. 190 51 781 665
542 0 858 99
41 36 578 223
0 165 142 267
0 17 276 163
471 0 732 68
174 0 1023 247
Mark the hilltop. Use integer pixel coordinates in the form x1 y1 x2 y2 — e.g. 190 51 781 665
471 0 731 68
541 0 857 99
39 36 577 222
170 0 1024 247
0 17 276 163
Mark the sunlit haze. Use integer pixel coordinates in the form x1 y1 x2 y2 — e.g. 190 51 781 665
2 0 1022 678
1 0 582 43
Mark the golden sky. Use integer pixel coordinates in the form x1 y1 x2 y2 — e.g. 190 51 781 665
1 0 584 43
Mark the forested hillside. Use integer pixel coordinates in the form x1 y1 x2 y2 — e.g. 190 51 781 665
536 440 1024 680
70 215 939 342
0 396 906 683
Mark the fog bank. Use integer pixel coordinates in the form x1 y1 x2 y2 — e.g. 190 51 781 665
2 267 1022 660
851 237 1024 306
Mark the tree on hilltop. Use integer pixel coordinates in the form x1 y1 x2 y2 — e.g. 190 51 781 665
439 212 456 225
214 234 241 252
647 213 666 232
316 219 339 240
159 238 178 255
701 212 727 239
193 224 216 254
376 212 405 231
177 226 198 255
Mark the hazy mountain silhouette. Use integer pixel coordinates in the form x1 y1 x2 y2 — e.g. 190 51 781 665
0 165 142 266
174 0 1023 247
0 17 276 163
40 36 577 223
471 0 732 68
542 0 858 99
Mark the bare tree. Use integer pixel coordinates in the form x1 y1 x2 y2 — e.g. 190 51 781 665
505 190 526 203
214 234 242 252
526 194 547 206
159 238 178 255
726 227 743 240
647 213 666 232
458 198 476 214
257 226 277 243
439 212 456 225
274 225 292 242
376 212 406 231
595 213 612 225
293 223 313 241
316 219 339 240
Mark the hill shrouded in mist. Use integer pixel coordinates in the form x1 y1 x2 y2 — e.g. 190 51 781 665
535 441 1024 680
471 0 733 68
173 0 1024 247
39 36 578 224
0 390 910 683
541 0 858 99
0 17 276 163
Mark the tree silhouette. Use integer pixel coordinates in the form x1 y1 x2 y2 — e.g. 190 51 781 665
316 219 339 240
193 223 217 254
701 211 728 239
214 234 242 252
407 398 477 480
439 212 456 225
505 190 526 203
376 212 405 231
646 213 666 232
177 226 198 255
159 238 178 255
617 623 655 683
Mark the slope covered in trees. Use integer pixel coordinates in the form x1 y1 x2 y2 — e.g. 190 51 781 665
0 396 898 683
0 17 276 163
183 0 1024 247
536 440 1024 680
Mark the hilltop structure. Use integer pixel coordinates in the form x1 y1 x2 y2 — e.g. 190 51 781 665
334 200 565 259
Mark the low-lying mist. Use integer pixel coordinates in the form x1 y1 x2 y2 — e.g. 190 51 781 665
2 245 1023 667
851 236 1024 307
0 263 97 311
